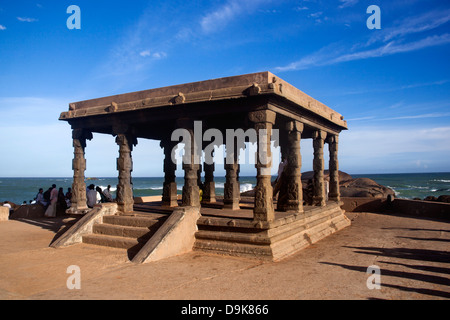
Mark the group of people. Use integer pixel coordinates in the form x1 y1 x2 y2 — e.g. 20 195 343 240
33 185 72 218
33 184 115 216
86 184 114 208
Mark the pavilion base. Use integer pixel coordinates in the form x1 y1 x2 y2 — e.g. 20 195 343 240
194 202 350 261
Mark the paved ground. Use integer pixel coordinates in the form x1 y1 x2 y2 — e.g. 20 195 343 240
0 211 448 300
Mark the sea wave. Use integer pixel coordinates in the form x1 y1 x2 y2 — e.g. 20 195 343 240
431 179 450 183
97 185 117 192
214 182 253 193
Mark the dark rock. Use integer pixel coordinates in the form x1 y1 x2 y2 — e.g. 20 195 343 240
437 195 450 203
424 196 438 202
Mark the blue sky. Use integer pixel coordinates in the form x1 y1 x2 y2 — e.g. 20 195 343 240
0 0 449 177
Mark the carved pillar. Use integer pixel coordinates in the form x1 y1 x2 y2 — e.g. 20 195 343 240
161 138 178 207
181 127 200 207
68 129 92 214
116 134 135 213
278 121 304 213
312 130 327 207
249 110 276 222
223 144 240 210
328 134 340 202
202 161 216 203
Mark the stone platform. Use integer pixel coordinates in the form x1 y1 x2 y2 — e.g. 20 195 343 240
195 201 350 261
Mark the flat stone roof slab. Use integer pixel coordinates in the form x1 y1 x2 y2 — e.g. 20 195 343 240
60 71 347 130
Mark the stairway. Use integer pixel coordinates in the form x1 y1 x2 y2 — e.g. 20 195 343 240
82 212 169 259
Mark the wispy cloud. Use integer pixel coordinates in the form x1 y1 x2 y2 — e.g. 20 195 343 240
380 112 450 121
276 8 450 72
333 34 450 64
201 0 242 33
338 0 359 9
382 9 450 42
200 0 271 34
139 50 167 59
0 24 6 30
276 33 450 71
17 17 38 22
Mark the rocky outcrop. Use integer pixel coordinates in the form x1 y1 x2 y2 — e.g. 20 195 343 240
241 171 396 199
423 195 450 203
302 170 395 199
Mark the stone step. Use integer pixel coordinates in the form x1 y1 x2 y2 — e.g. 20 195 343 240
195 229 271 245
92 224 154 241
103 215 165 228
82 234 142 251
81 212 170 256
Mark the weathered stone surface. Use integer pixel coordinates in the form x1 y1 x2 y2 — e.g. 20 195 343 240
10 204 45 219
60 72 347 131
116 134 135 213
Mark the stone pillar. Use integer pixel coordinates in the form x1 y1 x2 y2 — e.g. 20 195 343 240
202 161 216 203
161 139 178 207
116 134 135 213
328 134 340 202
181 128 200 207
223 144 240 210
278 121 304 213
249 110 276 222
312 130 327 207
68 129 92 214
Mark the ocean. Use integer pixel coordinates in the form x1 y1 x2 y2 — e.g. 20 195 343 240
1 173 450 206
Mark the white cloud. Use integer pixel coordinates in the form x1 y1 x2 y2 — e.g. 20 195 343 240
140 50 167 59
200 1 243 33
17 17 38 22
334 34 450 63
276 7 450 72
338 0 358 9
200 0 271 34
0 24 6 30
151 51 166 59
382 9 450 42
276 33 450 71
139 50 151 57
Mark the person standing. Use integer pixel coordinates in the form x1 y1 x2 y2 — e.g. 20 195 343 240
56 187 67 216
44 184 58 218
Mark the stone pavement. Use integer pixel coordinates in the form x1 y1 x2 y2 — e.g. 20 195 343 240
0 212 448 300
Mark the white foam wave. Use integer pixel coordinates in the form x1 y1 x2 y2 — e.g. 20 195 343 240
97 185 117 192
431 179 450 183
240 183 254 193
